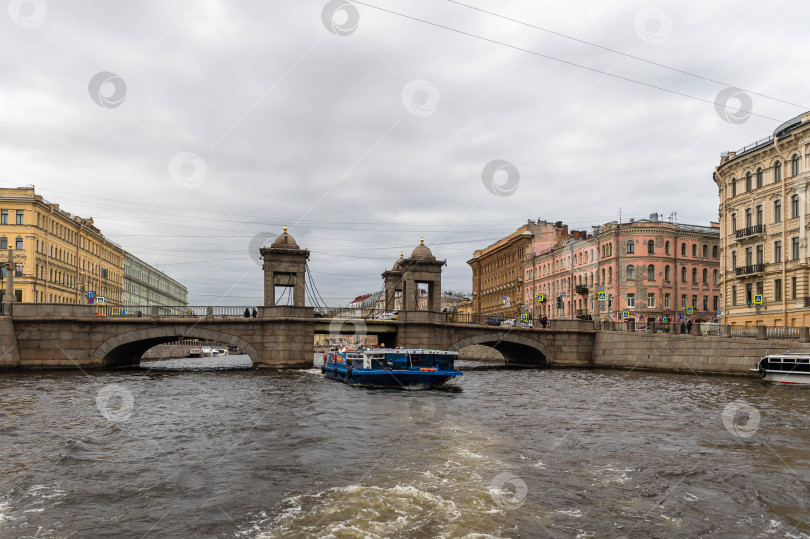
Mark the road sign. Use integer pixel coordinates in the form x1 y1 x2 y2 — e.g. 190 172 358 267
561 292 566 298
717 310 721 317
87 298 95 304
622 310 629 319
662 316 670 323
87 291 95 298
520 313 528 320
686 306 693 315
598 292 606 301
754 294 763 304
679 314 685 320
97 297 105 305
535 293 544 302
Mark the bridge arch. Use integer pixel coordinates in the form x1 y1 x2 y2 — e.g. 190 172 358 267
93 326 261 368
448 333 552 367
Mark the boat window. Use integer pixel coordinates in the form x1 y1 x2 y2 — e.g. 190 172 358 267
409 354 433 367
385 353 408 369
435 357 454 370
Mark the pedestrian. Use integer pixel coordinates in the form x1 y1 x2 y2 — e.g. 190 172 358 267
686 319 693 334
680 321 686 334
540 315 548 328
243 307 250 318
252 307 258 318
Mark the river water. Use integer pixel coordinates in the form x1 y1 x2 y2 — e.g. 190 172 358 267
0 354 808 538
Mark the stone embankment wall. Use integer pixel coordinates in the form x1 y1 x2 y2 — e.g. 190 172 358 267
592 331 810 375
457 344 503 361
0 317 21 368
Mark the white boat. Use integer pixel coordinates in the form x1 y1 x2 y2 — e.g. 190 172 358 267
751 353 810 384
213 348 227 356
201 346 215 357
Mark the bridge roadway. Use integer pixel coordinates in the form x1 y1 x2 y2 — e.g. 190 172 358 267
0 304 596 370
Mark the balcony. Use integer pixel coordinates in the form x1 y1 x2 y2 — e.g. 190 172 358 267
735 224 765 240
575 285 589 295
735 263 765 276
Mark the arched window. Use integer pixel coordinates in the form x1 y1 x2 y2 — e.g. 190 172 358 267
775 161 782 183
692 268 698 283
601 268 605 284
665 241 670 255
692 244 697 257
681 267 687 282
756 168 763 188
712 246 718 258
702 268 708 283
792 154 800 176
608 267 612 283
647 264 655 280
627 240 635 254
664 265 671 282
746 172 752 191
731 178 737 197
792 194 800 219
647 240 655 254
681 243 687 256
713 269 718 284
627 265 635 280
702 245 708 258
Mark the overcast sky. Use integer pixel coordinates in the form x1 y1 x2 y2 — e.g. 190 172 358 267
2 0 809 306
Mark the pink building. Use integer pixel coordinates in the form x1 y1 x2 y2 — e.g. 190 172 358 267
524 215 721 324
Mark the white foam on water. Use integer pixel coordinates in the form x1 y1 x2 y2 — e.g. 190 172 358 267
556 509 582 517
683 492 699 502
0 500 12 522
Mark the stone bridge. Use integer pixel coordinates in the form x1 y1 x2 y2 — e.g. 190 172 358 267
0 305 595 369
0 230 594 370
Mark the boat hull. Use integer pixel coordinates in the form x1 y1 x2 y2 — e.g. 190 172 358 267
322 366 460 387
759 371 810 385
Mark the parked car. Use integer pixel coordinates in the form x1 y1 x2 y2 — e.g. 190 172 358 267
373 312 398 320
500 319 517 327
485 317 506 326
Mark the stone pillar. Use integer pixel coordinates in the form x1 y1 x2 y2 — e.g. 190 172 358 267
757 325 767 340
260 226 310 310
722 324 731 337
800 327 810 343
3 249 14 311
150 305 159 318
627 319 635 332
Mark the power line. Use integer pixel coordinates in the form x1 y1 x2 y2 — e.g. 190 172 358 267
445 0 808 110
351 0 784 122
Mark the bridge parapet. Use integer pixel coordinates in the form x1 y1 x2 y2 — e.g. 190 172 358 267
8 303 96 319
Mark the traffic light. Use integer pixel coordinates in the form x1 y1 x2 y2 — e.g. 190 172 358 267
556 297 562 309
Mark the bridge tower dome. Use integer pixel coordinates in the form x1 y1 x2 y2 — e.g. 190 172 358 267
387 238 445 318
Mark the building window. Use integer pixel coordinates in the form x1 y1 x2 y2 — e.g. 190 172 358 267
681 294 687 309
756 168 763 188
703 296 708 310
664 293 670 308
775 279 782 301
791 194 800 219
681 267 687 282
626 240 634 254
792 237 800 260
692 295 698 308
732 285 737 306
681 243 687 256
731 179 737 197
756 244 764 265
713 296 719 311
647 240 654 254
665 241 670 254
627 265 635 280
15 211 23 225
756 206 763 226
0 210 6 225
14 264 21 277
732 250 737 269
15 237 22 250
692 244 697 257
608 267 612 283
692 267 698 283
713 269 718 284
664 265 671 282
774 241 782 263
731 213 737 231
774 200 781 223
792 154 800 176
702 268 708 284
0 237 5 250
647 264 655 281
627 293 635 308
745 247 753 267
712 245 718 258
745 208 752 228
647 293 656 308
746 172 752 191
792 276 797 300
775 161 782 182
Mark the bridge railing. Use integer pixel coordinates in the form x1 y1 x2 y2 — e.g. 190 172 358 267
118 306 255 318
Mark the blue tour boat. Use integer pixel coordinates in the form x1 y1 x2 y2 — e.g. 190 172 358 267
321 347 462 387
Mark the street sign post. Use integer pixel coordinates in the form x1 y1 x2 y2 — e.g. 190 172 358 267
686 306 693 315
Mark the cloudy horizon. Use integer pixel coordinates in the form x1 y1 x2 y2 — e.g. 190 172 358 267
2 0 808 306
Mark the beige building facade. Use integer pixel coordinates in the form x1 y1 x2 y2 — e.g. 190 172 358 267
714 111 810 326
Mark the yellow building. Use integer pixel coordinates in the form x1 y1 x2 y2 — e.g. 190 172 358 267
0 187 123 313
714 111 810 326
